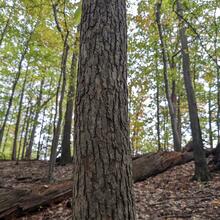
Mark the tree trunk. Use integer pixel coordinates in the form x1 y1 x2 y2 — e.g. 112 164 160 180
214 4 220 143
44 107 54 160
0 1 16 46
60 41 78 165
155 1 181 152
36 107 46 160
72 0 135 219
0 30 33 148
176 0 211 181
48 32 69 181
25 79 44 160
155 54 161 151
208 85 213 149
17 104 30 162
177 95 182 143
12 68 28 160
21 104 33 160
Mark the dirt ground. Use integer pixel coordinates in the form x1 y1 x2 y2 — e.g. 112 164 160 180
1 160 220 220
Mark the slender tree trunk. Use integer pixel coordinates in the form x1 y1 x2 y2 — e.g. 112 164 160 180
176 0 211 181
21 104 33 159
177 95 182 143
208 85 213 149
12 68 28 160
17 104 29 162
0 29 34 148
44 107 54 160
72 1 135 219
48 33 69 181
155 1 181 151
155 54 161 151
25 79 44 160
36 107 46 160
60 42 78 165
0 0 16 47
214 4 220 143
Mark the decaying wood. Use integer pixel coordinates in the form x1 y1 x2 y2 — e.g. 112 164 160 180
0 150 215 219
0 181 72 219
133 151 195 182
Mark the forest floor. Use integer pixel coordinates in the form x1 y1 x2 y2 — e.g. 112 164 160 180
1 159 220 220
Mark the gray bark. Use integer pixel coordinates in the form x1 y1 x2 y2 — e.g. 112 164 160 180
176 0 211 181
72 0 135 219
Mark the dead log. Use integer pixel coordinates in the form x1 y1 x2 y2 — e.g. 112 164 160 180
132 149 213 183
0 150 214 219
132 151 195 182
0 181 72 219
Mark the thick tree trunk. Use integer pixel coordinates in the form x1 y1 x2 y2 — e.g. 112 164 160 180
155 1 181 152
176 0 211 181
72 0 135 219
60 43 78 165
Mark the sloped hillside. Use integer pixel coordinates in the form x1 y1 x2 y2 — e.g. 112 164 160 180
1 159 220 220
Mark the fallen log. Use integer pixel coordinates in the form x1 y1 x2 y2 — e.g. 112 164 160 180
0 181 72 219
0 150 214 219
132 151 194 182
132 149 213 183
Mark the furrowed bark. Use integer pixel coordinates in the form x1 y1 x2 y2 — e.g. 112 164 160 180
72 0 135 219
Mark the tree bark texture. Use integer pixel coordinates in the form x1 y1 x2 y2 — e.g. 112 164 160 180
72 1 135 219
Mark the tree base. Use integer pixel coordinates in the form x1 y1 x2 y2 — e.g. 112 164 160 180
191 167 212 182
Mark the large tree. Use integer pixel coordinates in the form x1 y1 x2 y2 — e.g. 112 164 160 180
72 0 135 219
